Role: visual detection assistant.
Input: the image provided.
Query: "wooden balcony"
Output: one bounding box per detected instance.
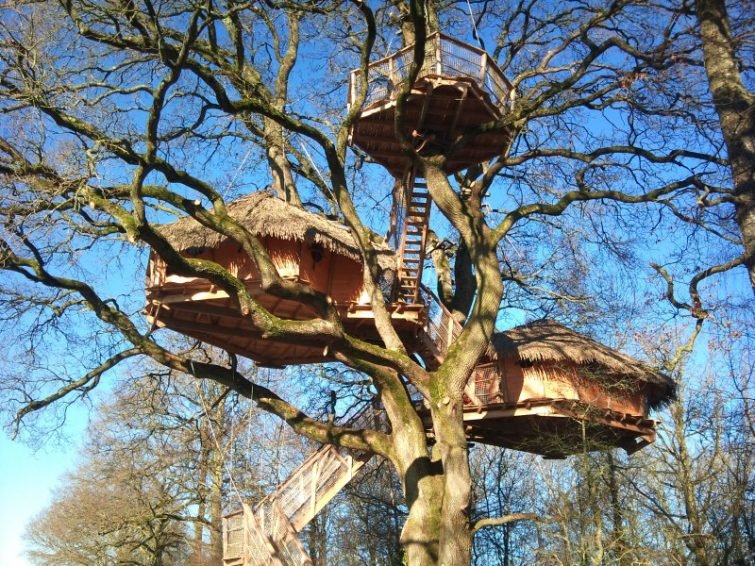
[348,32,514,177]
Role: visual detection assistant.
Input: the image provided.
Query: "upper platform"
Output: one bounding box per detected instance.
[348,32,513,178]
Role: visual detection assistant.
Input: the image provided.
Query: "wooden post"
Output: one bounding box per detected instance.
[222,516,229,559]
[310,459,319,520]
[446,314,455,352]
[389,56,396,96]
[435,34,442,75]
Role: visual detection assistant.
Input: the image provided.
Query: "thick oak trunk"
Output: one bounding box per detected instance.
[696,0,755,291]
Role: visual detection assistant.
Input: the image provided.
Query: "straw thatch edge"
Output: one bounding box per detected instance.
[491,320,675,410]
[156,191,397,272]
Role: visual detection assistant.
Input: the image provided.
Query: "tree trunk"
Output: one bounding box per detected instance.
[400,458,444,565]
[209,445,225,563]
[432,401,473,565]
[264,116,303,207]
[695,0,755,291]
[607,453,630,566]
[670,400,711,566]
[192,443,208,565]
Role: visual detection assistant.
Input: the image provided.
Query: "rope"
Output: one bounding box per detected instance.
[191,362,245,509]
[298,137,338,215]
[222,144,255,197]
[465,0,485,50]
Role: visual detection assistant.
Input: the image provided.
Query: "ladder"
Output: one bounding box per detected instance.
[396,170,431,304]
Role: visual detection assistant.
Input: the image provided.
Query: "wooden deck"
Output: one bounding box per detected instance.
[145,283,425,367]
[461,399,656,457]
[348,32,514,177]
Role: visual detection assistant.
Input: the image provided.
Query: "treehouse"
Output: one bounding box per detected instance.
[144,191,425,367]
[348,32,514,177]
[147,31,674,565]
[450,320,676,458]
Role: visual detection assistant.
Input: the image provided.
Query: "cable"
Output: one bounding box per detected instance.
[298,137,338,215]
[466,0,485,50]
[222,144,255,198]
[194,378,245,509]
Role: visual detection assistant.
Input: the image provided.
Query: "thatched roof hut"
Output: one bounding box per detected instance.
[145,191,425,367]
[156,190,397,272]
[490,320,675,409]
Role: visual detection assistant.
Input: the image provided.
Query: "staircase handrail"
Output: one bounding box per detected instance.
[254,403,383,521]
[343,400,388,433]
[419,284,463,358]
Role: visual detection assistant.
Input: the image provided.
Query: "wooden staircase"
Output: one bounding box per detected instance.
[223,414,377,565]
[396,171,431,304]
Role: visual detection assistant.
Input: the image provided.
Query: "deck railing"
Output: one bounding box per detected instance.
[348,32,512,111]
[419,284,463,359]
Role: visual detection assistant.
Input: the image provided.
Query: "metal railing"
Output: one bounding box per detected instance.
[348,32,512,111]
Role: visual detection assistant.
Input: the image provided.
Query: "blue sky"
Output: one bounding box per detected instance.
[0,432,81,565]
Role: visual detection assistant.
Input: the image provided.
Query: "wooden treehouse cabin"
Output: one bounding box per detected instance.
[140,32,673,566]
[437,319,675,458]
[145,191,422,367]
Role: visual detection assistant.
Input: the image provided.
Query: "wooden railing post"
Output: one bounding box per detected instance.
[310,459,319,520]
[435,34,442,75]
[446,315,455,351]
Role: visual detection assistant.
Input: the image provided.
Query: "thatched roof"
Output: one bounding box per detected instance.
[492,320,675,408]
[157,191,397,272]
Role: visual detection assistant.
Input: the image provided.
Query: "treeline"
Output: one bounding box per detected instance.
[25,340,753,566]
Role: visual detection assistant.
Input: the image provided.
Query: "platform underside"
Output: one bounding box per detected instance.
[350,78,511,177]
[145,284,424,367]
[422,399,656,457]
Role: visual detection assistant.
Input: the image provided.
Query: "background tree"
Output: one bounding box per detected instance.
[24,361,279,566]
